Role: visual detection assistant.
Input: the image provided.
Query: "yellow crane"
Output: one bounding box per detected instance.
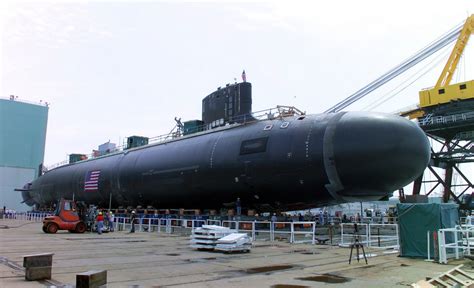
[405,14,474,119]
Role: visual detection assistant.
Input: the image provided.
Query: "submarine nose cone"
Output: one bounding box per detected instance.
[332,112,430,194]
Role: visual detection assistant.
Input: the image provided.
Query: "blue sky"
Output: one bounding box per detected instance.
[1,1,472,195]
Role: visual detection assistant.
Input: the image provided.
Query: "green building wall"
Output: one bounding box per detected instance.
[0,98,48,211]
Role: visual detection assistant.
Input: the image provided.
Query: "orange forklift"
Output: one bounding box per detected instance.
[42,198,87,233]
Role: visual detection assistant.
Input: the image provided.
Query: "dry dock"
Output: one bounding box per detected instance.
[0,219,472,287]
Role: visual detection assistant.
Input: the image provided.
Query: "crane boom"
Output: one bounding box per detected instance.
[324,20,464,113]
[435,14,474,88]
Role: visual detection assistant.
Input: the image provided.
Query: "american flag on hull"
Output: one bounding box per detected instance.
[84,170,101,192]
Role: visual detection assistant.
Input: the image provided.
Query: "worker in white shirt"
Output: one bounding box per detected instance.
[465,214,473,226]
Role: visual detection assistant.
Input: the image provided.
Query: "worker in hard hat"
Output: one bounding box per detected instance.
[108,211,115,232]
[130,210,137,233]
[96,211,104,235]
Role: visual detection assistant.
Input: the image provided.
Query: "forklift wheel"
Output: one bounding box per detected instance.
[47,223,58,234]
[75,222,86,233]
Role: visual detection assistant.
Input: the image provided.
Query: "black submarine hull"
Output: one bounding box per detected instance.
[23,111,430,211]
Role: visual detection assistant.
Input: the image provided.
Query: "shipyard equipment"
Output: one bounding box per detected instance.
[403,14,474,120]
[42,198,87,233]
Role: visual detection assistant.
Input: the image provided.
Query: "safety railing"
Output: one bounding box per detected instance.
[114,217,207,234]
[112,218,317,244]
[1,212,51,222]
[98,218,398,248]
[419,111,474,127]
[340,223,369,247]
[290,222,316,244]
[339,223,398,249]
[271,222,293,242]
[437,225,474,264]
[367,224,399,249]
[221,220,315,243]
[222,220,270,241]
[252,221,273,241]
[236,221,256,240]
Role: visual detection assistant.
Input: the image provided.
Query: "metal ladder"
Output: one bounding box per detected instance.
[428,265,474,287]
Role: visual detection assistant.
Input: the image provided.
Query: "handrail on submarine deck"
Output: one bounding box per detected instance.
[45,105,305,171]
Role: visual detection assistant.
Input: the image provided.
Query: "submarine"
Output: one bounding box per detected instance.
[21,81,431,211]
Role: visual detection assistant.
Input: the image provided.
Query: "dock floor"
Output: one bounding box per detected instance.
[0,219,471,287]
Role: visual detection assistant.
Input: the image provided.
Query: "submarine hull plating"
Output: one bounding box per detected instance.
[23,111,430,211]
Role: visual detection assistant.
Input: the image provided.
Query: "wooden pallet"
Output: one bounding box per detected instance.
[426,265,474,288]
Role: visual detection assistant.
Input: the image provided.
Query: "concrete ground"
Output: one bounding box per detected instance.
[0,219,472,287]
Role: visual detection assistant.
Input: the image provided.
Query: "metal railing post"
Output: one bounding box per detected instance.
[439,230,446,264]
[290,222,294,243]
[166,219,171,234]
[270,222,275,242]
[454,229,459,259]
[365,224,369,246]
[396,223,399,249]
[467,228,472,256]
[368,223,372,248]
[340,224,344,246]
[252,221,256,241]
[427,231,431,261]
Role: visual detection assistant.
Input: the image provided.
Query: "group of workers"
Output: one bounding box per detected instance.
[95,210,115,234]
[96,210,138,234]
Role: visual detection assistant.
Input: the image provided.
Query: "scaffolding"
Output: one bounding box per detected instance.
[412,112,474,203]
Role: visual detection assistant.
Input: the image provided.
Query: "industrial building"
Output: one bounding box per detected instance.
[0,97,48,212]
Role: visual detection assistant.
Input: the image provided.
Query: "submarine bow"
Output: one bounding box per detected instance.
[324,111,430,203]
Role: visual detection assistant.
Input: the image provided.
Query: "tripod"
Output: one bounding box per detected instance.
[348,223,368,264]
